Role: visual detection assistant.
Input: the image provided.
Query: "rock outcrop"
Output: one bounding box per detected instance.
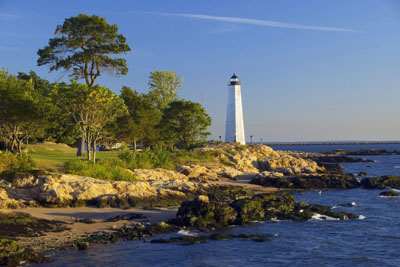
[195,143,325,177]
[0,143,353,208]
[171,193,358,229]
[0,170,209,209]
[361,176,400,189]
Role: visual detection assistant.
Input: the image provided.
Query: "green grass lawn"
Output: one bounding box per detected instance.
[27,143,120,171]
[26,142,223,172]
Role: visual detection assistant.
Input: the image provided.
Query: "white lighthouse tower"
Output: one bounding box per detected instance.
[225,73,245,144]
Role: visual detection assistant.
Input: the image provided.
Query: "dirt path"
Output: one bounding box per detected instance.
[209,174,278,195]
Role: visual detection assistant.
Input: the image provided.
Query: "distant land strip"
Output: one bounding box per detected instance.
[259,141,400,146]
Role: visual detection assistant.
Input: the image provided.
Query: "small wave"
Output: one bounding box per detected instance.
[333,202,357,208]
[395,166,400,169]
[379,195,399,198]
[330,205,338,209]
[270,217,282,222]
[177,230,199,236]
[311,213,340,221]
[358,215,367,220]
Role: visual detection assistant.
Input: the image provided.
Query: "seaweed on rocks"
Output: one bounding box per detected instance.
[0,238,50,266]
[0,212,69,238]
[106,213,145,222]
[171,193,358,230]
[361,176,400,189]
[324,149,400,156]
[250,174,360,190]
[150,234,270,245]
[0,212,65,266]
[206,185,253,203]
[313,155,373,164]
[379,190,400,197]
[171,200,238,229]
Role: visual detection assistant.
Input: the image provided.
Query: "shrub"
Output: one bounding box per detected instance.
[118,148,173,170]
[63,159,136,182]
[0,152,36,173]
[171,149,217,167]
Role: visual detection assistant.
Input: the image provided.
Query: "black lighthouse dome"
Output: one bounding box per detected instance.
[230,73,240,85]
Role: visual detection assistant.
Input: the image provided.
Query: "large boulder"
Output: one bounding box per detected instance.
[134,168,187,181]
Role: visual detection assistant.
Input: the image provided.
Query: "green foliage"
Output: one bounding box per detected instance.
[0,70,48,152]
[58,81,128,161]
[117,148,218,170]
[118,148,173,170]
[118,87,163,148]
[171,149,217,166]
[148,70,183,108]
[0,151,36,173]
[63,159,136,182]
[159,100,212,149]
[37,14,131,87]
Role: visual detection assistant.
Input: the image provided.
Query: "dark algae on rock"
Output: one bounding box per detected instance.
[379,190,400,197]
[0,212,66,266]
[361,176,400,189]
[171,193,358,230]
[250,174,360,190]
[150,234,269,245]
[0,212,68,238]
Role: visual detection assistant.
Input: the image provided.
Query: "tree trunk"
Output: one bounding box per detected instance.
[16,139,22,153]
[77,137,85,157]
[133,137,137,152]
[86,136,92,161]
[92,140,97,162]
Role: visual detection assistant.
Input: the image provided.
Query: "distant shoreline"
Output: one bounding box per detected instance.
[259,141,400,146]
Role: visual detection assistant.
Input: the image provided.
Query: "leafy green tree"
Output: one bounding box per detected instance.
[37,14,131,155]
[148,71,183,108]
[17,72,79,145]
[119,87,162,150]
[0,70,47,152]
[37,14,131,87]
[159,100,211,149]
[58,81,127,161]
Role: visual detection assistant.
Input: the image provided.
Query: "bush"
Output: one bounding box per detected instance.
[63,159,136,182]
[171,149,216,166]
[118,148,173,170]
[0,152,36,173]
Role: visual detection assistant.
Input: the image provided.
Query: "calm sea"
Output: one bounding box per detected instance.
[43,144,400,267]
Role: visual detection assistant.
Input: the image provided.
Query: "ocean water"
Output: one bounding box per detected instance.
[43,144,400,267]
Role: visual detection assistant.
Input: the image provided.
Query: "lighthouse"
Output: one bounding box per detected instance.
[225,73,245,144]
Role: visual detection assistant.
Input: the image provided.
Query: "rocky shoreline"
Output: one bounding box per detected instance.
[1,143,399,266]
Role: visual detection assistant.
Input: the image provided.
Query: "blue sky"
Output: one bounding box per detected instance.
[2,0,400,142]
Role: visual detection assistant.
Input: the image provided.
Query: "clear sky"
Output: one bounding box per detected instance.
[1,0,400,142]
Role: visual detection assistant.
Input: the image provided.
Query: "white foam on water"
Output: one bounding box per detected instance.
[358,215,367,220]
[379,195,399,198]
[330,205,338,209]
[394,166,400,169]
[177,230,199,236]
[270,217,282,222]
[311,213,340,221]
